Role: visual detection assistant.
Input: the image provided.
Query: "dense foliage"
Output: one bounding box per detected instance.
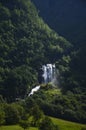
[0,0,71,101]
[0,0,86,126]
[27,86,86,124]
[0,97,59,130]
[32,0,86,94]
[32,0,86,46]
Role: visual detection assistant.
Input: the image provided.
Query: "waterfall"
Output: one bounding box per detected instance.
[28,64,57,96]
[29,85,40,96]
[42,64,56,84]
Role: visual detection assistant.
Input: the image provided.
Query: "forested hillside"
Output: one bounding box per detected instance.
[32,0,86,46]
[0,0,86,126]
[32,0,86,100]
[0,0,71,101]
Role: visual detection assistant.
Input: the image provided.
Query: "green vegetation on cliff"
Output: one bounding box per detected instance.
[0,0,86,126]
[0,0,71,101]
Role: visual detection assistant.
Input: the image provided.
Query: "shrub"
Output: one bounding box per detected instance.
[39,117,59,130]
[19,120,29,130]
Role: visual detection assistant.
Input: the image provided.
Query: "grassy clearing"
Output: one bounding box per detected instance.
[0,126,38,130]
[51,117,86,130]
[29,127,38,130]
[45,88,61,96]
[0,117,86,130]
[0,125,22,130]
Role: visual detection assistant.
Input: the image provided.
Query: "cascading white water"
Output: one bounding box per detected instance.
[42,64,56,84]
[28,64,57,96]
[29,85,40,96]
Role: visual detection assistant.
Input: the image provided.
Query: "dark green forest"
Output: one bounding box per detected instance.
[32,0,86,46]
[0,0,86,127]
[0,0,71,101]
[32,0,86,87]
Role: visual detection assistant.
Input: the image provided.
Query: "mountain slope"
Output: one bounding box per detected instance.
[0,0,71,101]
[32,0,86,93]
[32,0,86,45]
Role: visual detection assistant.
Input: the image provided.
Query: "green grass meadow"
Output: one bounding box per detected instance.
[0,117,86,130]
[0,126,38,130]
[51,117,86,130]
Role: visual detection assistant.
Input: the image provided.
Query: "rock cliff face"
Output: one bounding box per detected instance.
[32,0,86,45]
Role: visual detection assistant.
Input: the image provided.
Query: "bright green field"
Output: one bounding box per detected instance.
[0,126,38,130]
[51,117,86,130]
[0,117,86,130]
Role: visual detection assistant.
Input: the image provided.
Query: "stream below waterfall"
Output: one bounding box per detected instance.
[28,85,40,96]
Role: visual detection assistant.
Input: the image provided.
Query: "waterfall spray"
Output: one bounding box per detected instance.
[42,64,57,84]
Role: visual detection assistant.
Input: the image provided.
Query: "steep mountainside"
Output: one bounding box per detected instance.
[0,0,86,124]
[32,0,86,45]
[0,0,71,101]
[32,0,86,96]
